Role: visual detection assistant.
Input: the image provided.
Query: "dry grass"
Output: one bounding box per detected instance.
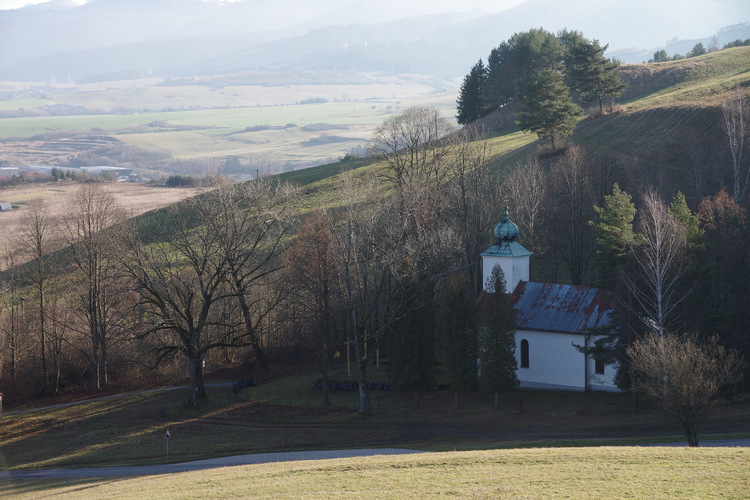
[1,447,748,499]
[0,183,203,268]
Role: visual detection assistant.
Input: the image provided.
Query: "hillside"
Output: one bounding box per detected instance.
[1,44,749,414]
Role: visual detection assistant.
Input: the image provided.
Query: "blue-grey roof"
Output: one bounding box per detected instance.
[511,281,613,334]
[481,240,533,258]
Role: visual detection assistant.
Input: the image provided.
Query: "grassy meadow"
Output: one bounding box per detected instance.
[1,447,749,499]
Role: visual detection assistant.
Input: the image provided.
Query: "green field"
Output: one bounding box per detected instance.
[0,78,459,167]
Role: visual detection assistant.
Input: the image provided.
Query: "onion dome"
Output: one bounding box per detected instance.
[493,206,520,242]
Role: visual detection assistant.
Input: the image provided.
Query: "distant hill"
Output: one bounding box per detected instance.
[1,0,747,83]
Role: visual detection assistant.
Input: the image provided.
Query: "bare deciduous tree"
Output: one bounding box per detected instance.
[20,201,56,393]
[281,209,344,406]
[501,158,546,253]
[445,128,498,298]
[546,145,596,284]
[370,106,453,192]
[623,190,690,338]
[64,184,130,389]
[122,192,234,408]
[328,168,453,414]
[628,332,744,446]
[218,179,297,369]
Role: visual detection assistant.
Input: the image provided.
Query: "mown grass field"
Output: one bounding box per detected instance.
[1,447,749,499]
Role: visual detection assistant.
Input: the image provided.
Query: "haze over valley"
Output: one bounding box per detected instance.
[0,0,748,177]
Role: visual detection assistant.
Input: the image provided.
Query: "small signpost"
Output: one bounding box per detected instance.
[165,429,171,463]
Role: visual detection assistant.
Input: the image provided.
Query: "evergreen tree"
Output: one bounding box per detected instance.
[565,36,627,115]
[436,275,478,408]
[389,288,437,408]
[516,68,583,151]
[483,28,563,111]
[456,59,487,125]
[479,265,519,408]
[649,49,669,63]
[687,42,707,58]
[590,183,637,290]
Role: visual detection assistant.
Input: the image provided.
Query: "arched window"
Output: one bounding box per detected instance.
[520,339,529,368]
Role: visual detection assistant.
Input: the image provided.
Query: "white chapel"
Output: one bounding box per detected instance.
[479,208,620,392]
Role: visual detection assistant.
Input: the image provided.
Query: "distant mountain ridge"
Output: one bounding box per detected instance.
[1,0,748,83]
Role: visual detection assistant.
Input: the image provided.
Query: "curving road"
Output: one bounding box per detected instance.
[0,448,425,479]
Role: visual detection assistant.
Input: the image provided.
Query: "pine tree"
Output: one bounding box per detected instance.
[436,275,478,408]
[389,286,437,408]
[479,265,519,408]
[565,36,627,115]
[456,59,486,125]
[516,68,583,151]
[483,28,563,112]
[590,183,637,289]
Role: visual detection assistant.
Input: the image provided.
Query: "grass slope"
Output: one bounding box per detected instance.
[1,447,749,499]
[1,365,748,472]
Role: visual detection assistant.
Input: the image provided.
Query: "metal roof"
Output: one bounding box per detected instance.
[510,281,613,334]
[480,240,533,258]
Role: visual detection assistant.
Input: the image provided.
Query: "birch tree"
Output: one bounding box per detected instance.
[623,190,690,337]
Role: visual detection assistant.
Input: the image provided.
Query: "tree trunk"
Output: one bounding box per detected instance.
[494,391,499,410]
[356,346,371,414]
[195,356,206,401]
[187,356,198,408]
[320,363,330,407]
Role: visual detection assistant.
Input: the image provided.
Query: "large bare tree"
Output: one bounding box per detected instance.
[122,191,234,407]
[546,145,596,284]
[370,106,454,193]
[19,201,56,393]
[64,184,131,389]
[217,179,297,369]
[445,129,499,299]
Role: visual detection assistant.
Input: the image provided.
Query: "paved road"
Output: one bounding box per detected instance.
[0,449,425,479]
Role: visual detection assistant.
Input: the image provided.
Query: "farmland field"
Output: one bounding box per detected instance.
[0,183,203,268]
[0,76,459,170]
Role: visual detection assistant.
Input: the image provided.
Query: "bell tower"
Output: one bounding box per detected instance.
[481,207,532,293]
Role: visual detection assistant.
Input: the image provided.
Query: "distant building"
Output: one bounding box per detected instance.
[478,208,619,392]
[0,167,19,177]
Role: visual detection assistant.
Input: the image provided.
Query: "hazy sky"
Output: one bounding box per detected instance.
[0,0,525,11]
[1,0,747,53]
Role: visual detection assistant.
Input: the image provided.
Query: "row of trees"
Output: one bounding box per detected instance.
[647,36,750,64]
[0,179,298,407]
[456,29,626,149]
